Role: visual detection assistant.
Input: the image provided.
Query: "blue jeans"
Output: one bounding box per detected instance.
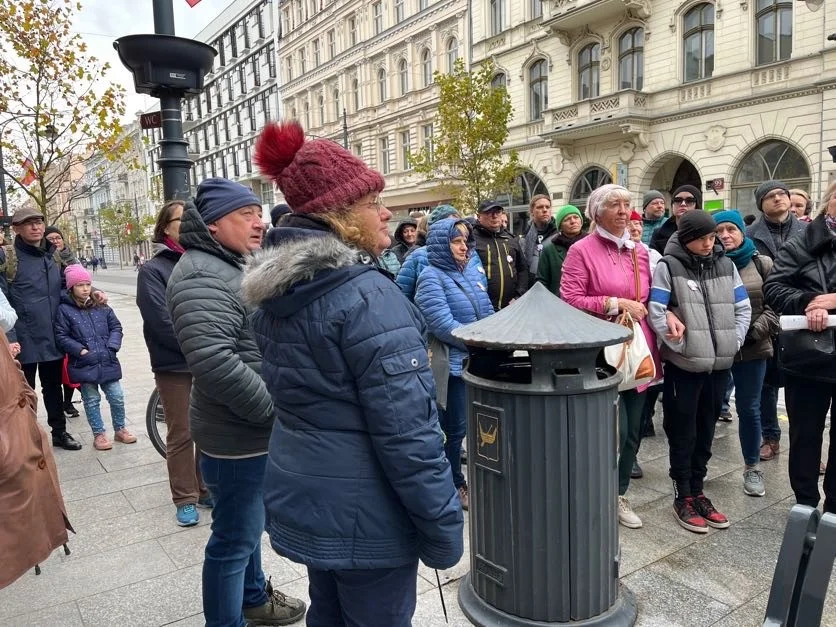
[760,382,781,442]
[438,375,466,489]
[731,359,767,466]
[721,374,734,414]
[80,380,126,434]
[306,561,419,627]
[199,454,269,627]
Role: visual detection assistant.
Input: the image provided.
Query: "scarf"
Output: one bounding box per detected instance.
[826,215,836,236]
[596,226,635,250]
[164,237,186,254]
[724,237,757,270]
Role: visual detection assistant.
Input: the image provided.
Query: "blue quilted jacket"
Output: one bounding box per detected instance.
[54,295,123,384]
[395,246,428,301]
[243,223,463,572]
[415,218,494,376]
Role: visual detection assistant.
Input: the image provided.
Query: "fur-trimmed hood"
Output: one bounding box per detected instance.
[243,233,374,317]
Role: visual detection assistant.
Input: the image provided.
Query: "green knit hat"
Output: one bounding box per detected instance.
[554,204,582,227]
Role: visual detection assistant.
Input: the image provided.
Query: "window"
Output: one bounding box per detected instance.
[419,0,428,9]
[286,57,293,81]
[378,68,388,102]
[313,39,321,67]
[732,140,810,215]
[422,123,434,158]
[260,181,274,207]
[333,89,340,119]
[395,0,404,23]
[577,44,600,100]
[318,94,325,125]
[373,2,383,35]
[304,101,310,128]
[683,3,714,82]
[491,0,506,36]
[400,130,411,169]
[570,167,612,210]
[348,15,358,46]
[529,59,548,120]
[351,78,360,111]
[491,73,507,90]
[300,47,307,74]
[295,0,303,27]
[398,59,409,95]
[618,28,644,90]
[354,142,363,157]
[757,0,791,65]
[380,137,392,174]
[327,29,336,59]
[446,38,459,72]
[421,48,432,87]
[531,0,542,19]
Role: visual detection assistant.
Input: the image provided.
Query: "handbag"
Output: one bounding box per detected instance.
[777,258,836,371]
[603,248,656,391]
[428,335,451,410]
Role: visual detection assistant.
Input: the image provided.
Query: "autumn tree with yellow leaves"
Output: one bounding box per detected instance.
[0,0,134,223]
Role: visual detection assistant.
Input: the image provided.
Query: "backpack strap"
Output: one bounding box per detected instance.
[752,253,767,281]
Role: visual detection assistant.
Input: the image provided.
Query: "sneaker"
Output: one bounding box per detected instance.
[693,494,730,529]
[243,577,306,625]
[175,503,199,527]
[114,428,137,444]
[617,496,642,528]
[93,433,112,450]
[673,497,708,534]
[718,410,733,422]
[743,468,766,497]
[458,485,469,511]
[631,461,643,479]
[197,494,215,509]
[760,439,780,461]
[63,403,79,418]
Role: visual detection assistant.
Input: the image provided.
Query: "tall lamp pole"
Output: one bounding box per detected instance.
[0,141,9,239]
[342,108,349,149]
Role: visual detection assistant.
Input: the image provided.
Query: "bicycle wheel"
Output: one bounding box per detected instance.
[146,388,168,459]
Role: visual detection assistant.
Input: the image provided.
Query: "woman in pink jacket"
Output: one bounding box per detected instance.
[561,183,659,530]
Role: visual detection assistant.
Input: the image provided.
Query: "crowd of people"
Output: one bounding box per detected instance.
[1,117,834,626]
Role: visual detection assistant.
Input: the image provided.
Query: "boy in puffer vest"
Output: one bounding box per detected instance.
[649,211,751,534]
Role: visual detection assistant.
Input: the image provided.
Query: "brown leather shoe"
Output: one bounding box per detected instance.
[760,440,779,461]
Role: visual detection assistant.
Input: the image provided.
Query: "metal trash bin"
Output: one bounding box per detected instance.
[455,282,638,626]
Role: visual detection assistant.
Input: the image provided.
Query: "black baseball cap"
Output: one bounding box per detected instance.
[477,199,504,213]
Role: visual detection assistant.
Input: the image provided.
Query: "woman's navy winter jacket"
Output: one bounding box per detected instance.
[242,222,463,572]
[54,295,123,384]
[415,218,495,376]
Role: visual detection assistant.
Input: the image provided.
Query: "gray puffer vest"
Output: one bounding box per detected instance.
[661,238,739,373]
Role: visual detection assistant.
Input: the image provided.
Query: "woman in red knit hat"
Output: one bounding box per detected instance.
[243,121,464,626]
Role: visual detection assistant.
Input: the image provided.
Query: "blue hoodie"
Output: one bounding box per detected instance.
[414,218,495,376]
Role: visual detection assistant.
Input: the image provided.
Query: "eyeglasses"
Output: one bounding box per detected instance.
[673,196,696,206]
[763,189,789,202]
[362,196,386,213]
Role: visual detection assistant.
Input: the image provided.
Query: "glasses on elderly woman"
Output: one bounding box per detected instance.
[673,196,696,206]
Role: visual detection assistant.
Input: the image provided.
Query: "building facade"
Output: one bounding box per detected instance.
[470,0,836,226]
[277,0,468,218]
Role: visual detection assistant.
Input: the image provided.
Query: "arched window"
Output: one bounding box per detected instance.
[421,48,433,87]
[570,167,612,211]
[317,94,324,125]
[303,101,310,128]
[618,28,644,91]
[578,43,600,100]
[732,140,810,215]
[683,3,714,82]
[333,88,340,119]
[756,0,792,66]
[491,73,507,90]
[528,59,548,121]
[446,38,459,72]
[351,78,360,112]
[398,59,408,96]
[378,68,387,102]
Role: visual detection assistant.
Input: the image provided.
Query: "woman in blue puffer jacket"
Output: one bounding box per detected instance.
[396,204,458,300]
[415,217,494,510]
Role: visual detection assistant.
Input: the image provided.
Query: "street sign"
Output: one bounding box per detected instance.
[139,112,162,129]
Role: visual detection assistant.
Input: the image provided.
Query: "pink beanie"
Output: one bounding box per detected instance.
[65,264,92,289]
[253,120,385,215]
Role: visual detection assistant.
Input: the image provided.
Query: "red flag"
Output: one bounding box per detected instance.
[185,0,201,6]
[20,158,37,186]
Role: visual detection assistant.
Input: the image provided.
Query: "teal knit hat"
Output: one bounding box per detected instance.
[554,204,582,227]
[428,204,458,225]
[713,209,746,233]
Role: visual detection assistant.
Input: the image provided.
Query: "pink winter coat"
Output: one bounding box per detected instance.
[560,232,661,389]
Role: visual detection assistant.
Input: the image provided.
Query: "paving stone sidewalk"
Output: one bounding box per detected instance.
[1,290,834,626]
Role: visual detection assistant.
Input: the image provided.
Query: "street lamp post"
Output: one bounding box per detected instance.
[0,141,9,239]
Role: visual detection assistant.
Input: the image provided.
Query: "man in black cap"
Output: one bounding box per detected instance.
[472,199,528,310]
[0,208,82,450]
[649,184,702,255]
[746,179,806,463]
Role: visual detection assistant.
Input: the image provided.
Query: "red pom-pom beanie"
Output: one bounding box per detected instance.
[253,120,385,215]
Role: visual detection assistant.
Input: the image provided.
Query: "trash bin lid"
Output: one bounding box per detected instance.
[452,282,632,350]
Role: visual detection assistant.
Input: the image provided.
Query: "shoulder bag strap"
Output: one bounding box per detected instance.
[631,246,641,301]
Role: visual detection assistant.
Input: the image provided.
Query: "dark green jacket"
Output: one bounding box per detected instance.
[536,232,586,295]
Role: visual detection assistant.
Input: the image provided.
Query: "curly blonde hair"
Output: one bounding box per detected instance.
[318,209,381,254]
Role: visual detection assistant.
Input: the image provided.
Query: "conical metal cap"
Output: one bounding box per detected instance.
[452,282,631,350]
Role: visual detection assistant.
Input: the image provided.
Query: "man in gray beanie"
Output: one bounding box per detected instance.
[166,178,306,625]
[745,178,807,464]
[641,190,667,246]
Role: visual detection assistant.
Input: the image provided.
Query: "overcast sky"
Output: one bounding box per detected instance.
[74,0,232,120]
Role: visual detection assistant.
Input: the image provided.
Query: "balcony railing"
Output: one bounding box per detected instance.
[547,91,649,137]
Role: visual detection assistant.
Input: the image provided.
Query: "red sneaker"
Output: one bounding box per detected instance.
[693,494,730,529]
[673,497,708,534]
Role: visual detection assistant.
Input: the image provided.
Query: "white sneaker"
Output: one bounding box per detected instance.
[618,496,643,529]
